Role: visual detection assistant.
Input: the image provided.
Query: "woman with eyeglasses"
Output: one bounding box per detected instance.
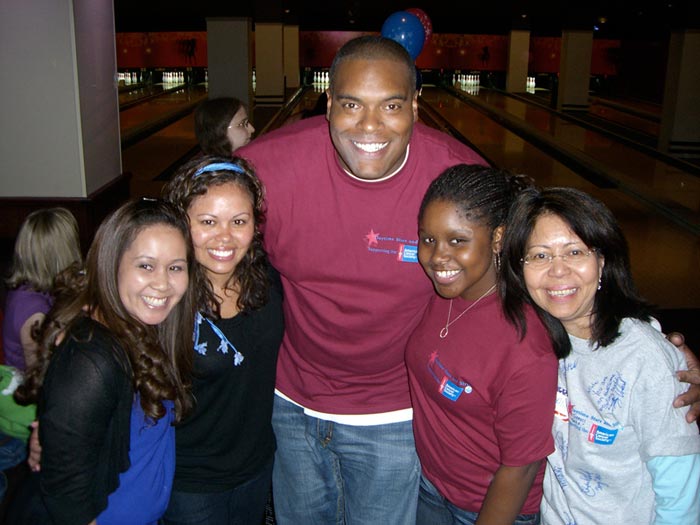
[194,98,255,156]
[500,186,700,524]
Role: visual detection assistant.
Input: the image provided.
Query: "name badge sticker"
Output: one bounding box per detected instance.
[587,424,618,445]
[439,376,464,401]
[397,244,418,263]
[554,388,570,422]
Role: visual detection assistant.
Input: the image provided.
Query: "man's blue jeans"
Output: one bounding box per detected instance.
[417,473,541,525]
[271,395,420,525]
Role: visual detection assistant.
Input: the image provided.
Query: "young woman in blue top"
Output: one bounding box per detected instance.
[12,199,205,525]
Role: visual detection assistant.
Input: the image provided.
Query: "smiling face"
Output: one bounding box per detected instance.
[418,199,499,301]
[327,58,417,181]
[523,213,604,339]
[226,106,255,152]
[187,182,255,288]
[117,224,189,326]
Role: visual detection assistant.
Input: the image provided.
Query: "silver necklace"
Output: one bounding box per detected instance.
[439,284,497,339]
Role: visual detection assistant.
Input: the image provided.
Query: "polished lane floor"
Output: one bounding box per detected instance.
[434,86,700,228]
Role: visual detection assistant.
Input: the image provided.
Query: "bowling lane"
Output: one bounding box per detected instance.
[284,85,328,122]
[122,113,199,198]
[419,87,700,310]
[119,83,173,109]
[588,97,660,138]
[440,86,700,231]
[119,84,208,146]
[521,91,661,140]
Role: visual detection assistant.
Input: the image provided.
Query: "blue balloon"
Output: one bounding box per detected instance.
[381,11,425,60]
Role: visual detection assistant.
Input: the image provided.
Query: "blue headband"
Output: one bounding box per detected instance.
[193,162,245,178]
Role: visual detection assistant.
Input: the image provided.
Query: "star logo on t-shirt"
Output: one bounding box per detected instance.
[365,229,379,247]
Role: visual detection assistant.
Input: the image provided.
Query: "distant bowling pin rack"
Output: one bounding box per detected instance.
[451,72,537,94]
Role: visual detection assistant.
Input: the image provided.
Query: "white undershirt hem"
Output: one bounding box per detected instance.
[275,389,413,426]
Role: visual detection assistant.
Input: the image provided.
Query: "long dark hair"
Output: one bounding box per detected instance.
[16,199,203,423]
[194,97,244,156]
[162,155,270,314]
[501,186,654,354]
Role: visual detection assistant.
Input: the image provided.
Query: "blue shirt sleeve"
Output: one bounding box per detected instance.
[647,454,700,525]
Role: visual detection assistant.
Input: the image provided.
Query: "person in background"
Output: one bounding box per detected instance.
[407,164,558,524]
[237,35,487,524]
[10,199,202,525]
[0,208,82,504]
[500,186,700,525]
[3,207,81,371]
[194,97,255,156]
[161,156,284,525]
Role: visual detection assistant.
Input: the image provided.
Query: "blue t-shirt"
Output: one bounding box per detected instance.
[97,397,175,525]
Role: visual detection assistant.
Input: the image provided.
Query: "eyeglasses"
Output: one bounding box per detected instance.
[228,118,250,129]
[521,248,597,268]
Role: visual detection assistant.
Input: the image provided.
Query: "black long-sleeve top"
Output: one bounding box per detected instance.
[172,267,284,492]
[39,316,132,525]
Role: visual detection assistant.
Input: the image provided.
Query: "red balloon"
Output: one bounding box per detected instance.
[405,8,432,46]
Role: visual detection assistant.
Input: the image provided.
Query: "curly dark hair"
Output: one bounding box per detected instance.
[15,199,204,423]
[162,155,270,314]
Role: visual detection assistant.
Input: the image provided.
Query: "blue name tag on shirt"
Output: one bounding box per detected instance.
[398,244,418,263]
[588,424,618,445]
[439,377,463,401]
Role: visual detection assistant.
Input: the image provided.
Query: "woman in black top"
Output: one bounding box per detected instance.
[162,156,284,525]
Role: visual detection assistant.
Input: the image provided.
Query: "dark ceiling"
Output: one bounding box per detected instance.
[114,1,699,39]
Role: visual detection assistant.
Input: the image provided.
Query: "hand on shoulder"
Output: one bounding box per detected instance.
[668,332,700,422]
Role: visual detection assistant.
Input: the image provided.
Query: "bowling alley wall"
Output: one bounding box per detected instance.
[115,31,620,76]
[116,29,675,103]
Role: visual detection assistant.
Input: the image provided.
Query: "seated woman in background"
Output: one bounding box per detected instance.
[500,186,700,525]
[10,199,204,525]
[194,97,255,156]
[3,207,81,371]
